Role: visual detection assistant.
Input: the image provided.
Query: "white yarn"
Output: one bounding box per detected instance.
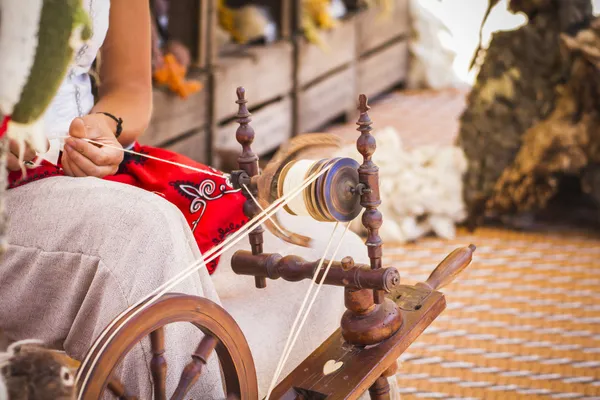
[7,117,49,157]
[265,222,340,399]
[282,159,317,217]
[48,136,230,180]
[335,126,467,243]
[265,223,351,400]
[76,163,334,398]
[242,184,288,237]
[0,0,44,115]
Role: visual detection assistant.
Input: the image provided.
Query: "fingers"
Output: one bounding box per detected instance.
[61,115,123,178]
[64,144,118,177]
[64,137,118,167]
[64,137,123,172]
[68,117,87,139]
[6,152,22,172]
[9,139,36,162]
[61,152,86,177]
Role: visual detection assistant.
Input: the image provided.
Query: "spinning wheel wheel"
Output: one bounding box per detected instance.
[77,294,258,400]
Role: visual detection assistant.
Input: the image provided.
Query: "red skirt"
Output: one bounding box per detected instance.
[7,143,248,274]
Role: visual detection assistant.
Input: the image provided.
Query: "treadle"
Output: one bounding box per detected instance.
[270,291,446,399]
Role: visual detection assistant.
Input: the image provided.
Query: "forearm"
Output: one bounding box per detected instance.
[92,0,153,148]
[91,82,152,147]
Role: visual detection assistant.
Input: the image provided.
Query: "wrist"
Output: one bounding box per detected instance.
[95,112,123,138]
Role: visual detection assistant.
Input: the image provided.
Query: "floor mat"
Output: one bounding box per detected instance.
[388,227,600,400]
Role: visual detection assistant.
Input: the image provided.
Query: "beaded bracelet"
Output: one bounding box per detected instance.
[96,112,123,138]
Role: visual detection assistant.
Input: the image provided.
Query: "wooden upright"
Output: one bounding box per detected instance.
[235,86,266,289]
[356,94,385,304]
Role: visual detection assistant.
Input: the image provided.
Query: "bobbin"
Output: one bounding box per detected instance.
[277,157,362,223]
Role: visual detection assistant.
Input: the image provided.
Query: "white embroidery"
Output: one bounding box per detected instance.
[178,179,238,232]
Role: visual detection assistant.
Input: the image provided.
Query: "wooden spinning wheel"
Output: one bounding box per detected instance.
[76,87,476,400]
[77,294,257,399]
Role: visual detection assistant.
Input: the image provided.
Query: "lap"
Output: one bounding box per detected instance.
[1,176,225,398]
[0,175,217,352]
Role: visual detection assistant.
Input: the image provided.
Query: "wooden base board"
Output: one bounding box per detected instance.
[214,42,293,121]
[141,74,208,147]
[297,67,356,134]
[214,96,293,156]
[271,291,446,399]
[358,39,408,100]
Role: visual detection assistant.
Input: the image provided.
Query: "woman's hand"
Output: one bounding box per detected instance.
[6,140,39,172]
[62,114,124,178]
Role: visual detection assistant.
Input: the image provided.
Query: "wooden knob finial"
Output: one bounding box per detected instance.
[356,94,375,166]
[235,86,256,162]
[358,94,370,114]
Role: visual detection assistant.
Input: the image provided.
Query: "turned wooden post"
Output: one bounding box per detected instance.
[150,328,167,400]
[356,94,385,305]
[235,87,266,289]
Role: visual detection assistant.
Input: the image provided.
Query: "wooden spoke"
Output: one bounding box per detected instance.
[150,327,168,400]
[170,334,218,400]
[107,376,138,400]
[78,294,258,400]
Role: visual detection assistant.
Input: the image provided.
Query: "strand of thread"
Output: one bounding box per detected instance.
[49,136,229,180]
[242,184,288,238]
[282,159,317,217]
[77,164,334,396]
[265,222,340,398]
[266,222,351,400]
[77,165,329,393]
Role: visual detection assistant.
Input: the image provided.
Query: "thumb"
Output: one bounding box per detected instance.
[68,117,87,139]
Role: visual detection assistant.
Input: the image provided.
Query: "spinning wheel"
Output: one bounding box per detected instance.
[77,294,257,400]
[76,87,476,400]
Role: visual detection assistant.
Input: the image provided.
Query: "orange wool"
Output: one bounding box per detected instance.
[153,54,203,99]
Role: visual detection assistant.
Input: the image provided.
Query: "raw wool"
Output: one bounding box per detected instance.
[0,0,92,155]
[217,0,277,45]
[335,127,467,243]
[406,0,462,90]
[0,0,44,115]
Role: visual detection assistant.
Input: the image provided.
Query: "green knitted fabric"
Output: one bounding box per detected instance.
[11,0,92,124]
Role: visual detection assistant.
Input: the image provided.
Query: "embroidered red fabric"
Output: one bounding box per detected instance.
[7,142,248,274]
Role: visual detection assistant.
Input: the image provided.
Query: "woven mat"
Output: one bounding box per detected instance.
[388,227,600,400]
[324,89,600,399]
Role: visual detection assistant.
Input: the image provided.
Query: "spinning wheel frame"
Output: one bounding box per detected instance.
[76,87,476,400]
[77,293,258,400]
